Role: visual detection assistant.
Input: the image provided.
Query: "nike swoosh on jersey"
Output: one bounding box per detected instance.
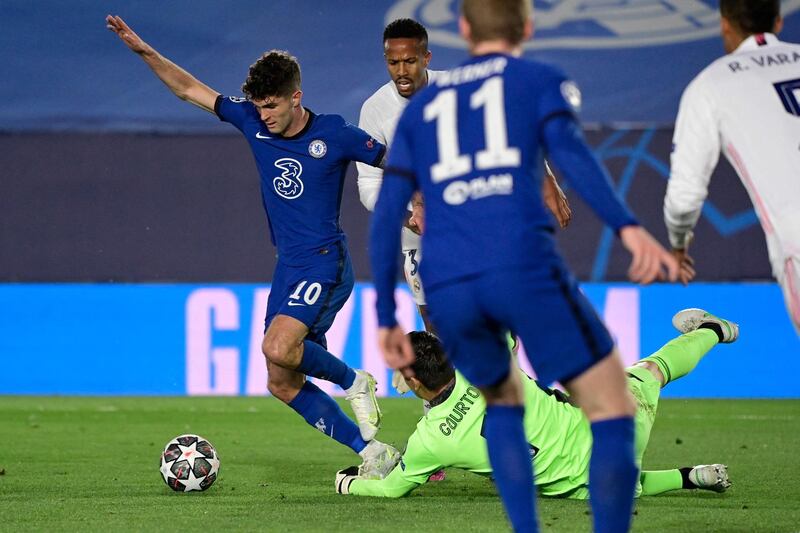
[287,301,305,306]
[255,132,272,140]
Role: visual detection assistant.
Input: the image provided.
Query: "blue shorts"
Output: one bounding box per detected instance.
[265,243,354,348]
[425,263,614,388]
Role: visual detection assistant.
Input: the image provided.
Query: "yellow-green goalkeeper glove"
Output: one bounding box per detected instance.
[335,466,359,494]
[391,369,411,394]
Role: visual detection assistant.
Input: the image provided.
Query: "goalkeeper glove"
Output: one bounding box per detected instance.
[392,369,411,394]
[335,466,359,495]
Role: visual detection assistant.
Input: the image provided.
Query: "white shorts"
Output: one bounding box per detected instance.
[776,255,800,336]
[402,247,426,306]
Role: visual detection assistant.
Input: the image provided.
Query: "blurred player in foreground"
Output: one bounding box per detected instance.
[369,0,678,531]
[335,309,736,499]
[357,18,571,332]
[664,0,800,335]
[106,15,399,477]
[358,17,571,484]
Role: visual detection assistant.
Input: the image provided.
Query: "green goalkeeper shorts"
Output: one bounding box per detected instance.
[626,365,663,496]
[549,366,663,501]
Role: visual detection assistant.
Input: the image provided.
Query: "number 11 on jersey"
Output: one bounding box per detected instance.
[424,76,521,183]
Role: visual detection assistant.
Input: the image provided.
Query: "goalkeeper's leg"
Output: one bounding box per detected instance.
[640,465,731,495]
[634,309,739,387]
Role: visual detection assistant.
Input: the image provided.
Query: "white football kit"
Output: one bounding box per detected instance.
[664,33,800,334]
[357,70,443,306]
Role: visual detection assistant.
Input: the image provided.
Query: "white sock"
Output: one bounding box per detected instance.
[359,440,380,458]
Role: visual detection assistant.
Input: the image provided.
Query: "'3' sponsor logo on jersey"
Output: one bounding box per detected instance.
[273,158,304,199]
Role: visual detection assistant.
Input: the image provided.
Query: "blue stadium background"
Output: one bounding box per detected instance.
[2,1,799,396]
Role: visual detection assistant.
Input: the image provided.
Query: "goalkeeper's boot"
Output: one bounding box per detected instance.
[688,464,732,493]
[345,370,382,441]
[672,308,739,343]
[358,440,401,480]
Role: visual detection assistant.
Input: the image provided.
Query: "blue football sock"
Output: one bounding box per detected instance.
[589,416,638,533]
[287,381,367,453]
[296,340,356,389]
[484,405,538,533]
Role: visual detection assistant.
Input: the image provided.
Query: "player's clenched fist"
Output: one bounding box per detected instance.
[377,325,416,372]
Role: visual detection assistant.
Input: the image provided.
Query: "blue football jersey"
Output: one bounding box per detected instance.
[371,53,636,326]
[215,96,385,266]
[382,54,635,290]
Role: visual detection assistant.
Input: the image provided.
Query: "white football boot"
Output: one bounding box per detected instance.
[358,440,401,480]
[345,370,382,441]
[688,464,732,493]
[672,308,739,343]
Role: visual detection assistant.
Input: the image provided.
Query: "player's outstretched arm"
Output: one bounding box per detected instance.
[335,464,420,498]
[337,430,440,498]
[105,15,220,113]
[620,226,679,284]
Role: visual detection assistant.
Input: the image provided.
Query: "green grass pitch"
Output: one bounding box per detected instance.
[1,397,797,532]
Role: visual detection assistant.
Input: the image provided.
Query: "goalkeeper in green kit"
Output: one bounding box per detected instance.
[335,308,735,498]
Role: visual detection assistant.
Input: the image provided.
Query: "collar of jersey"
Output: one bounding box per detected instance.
[427,378,457,408]
[734,32,778,53]
[461,51,511,66]
[274,107,316,140]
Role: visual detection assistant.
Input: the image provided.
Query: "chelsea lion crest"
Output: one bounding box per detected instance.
[309,139,327,158]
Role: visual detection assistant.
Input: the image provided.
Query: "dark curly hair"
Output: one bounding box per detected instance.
[383,18,428,51]
[408,331,455,391]
[241,50,301,100]
[720,0,780,34]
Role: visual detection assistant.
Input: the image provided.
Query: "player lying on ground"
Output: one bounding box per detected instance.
[335,308,736,498]
[106,15,398,477]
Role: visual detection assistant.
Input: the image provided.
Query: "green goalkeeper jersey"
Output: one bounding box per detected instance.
[349,371,594,499]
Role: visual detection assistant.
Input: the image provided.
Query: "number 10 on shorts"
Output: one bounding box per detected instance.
[289,281,322,306]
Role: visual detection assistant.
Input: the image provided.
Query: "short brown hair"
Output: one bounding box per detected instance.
[461,0,532,45]
[242,50,301,100]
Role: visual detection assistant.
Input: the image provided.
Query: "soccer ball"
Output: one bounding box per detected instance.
[159,434,220,492]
